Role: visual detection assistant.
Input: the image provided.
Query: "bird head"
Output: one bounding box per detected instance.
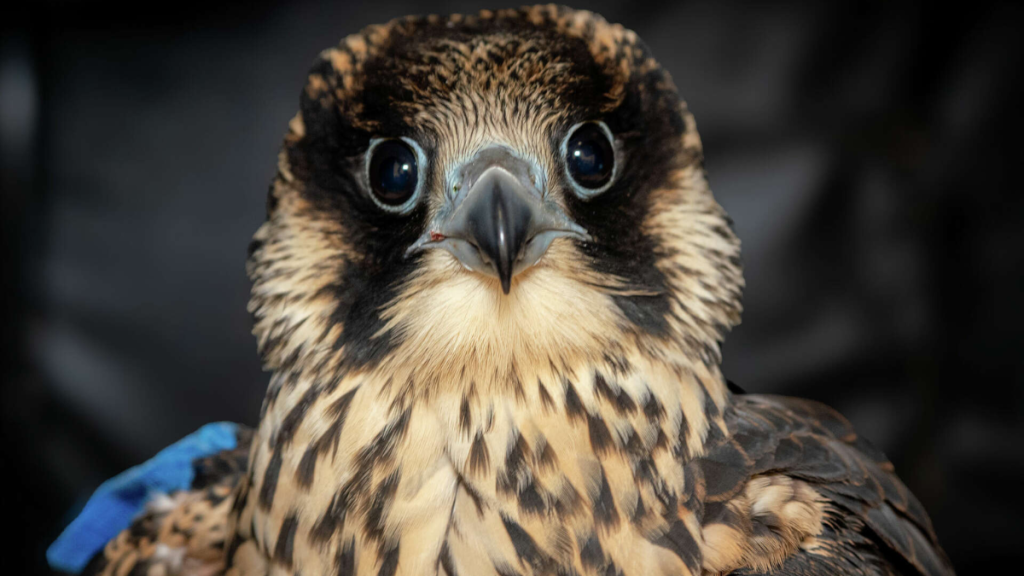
[247,6,744,392]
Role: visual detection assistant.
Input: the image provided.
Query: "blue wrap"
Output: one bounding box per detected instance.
[46,422,240,574]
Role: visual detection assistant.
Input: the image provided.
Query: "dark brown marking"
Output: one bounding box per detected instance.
[274,513,299,568]
[378,544,400,576]
[602,354,634,377]
[593,467,619,529]
[364,471,400,543]
[469,431,490,476]
[654,428,670,451]
[510,369,525,402]
[327,386,359,424]
[336,537,356,576]
[675,409,691,460]
[296,446,318,489]
[295,387,359,489]
[229,476,249,516]
[535,439,558,471]
[494,563,522,576]
[258,451,282,510]
[698,377,721,420]
[554,482,584,519]
[652,519,701,574]
[538,381,555,412]
[622,427,644,456]
[458,473,486,517]
[310,482,356,545]
[631,495,648,524]
[357,408,411,468]
[643,393,665,422]
[439,541,459,576]
[697,440,751,502]
[587,412,613,456]
[459,397,472,436]
[518,480,546,515]
[594,372,637,415]
[278,385,320,446]
[634,456,657,485]
[579,533,604,569]
[564,381,585,422]
[501,515,546,570]
[498,433,529,495]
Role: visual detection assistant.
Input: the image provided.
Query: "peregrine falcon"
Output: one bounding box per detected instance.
[66,6,954,576]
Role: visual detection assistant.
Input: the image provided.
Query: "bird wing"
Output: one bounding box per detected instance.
[694,392,954,575]
[70,425,252,576]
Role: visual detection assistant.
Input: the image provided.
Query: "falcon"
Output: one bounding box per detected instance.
[57,6,955,576]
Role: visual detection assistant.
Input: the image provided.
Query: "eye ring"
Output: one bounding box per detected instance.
[365,137,427,213]
[561,121,617,198]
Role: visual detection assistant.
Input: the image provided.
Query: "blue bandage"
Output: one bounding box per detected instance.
[47,422,239,574]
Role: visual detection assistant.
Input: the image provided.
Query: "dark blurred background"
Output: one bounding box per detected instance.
[2,0,1022,573]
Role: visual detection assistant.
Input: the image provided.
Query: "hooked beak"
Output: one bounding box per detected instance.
[408,146,589,294]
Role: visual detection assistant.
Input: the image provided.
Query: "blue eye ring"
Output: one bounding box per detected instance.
[365,137,427,213]
[561,121,617,198]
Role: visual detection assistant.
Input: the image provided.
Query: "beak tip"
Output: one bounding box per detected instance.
[500,275,512,295]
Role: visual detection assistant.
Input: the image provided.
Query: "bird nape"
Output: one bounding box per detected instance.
[57,6,955,576]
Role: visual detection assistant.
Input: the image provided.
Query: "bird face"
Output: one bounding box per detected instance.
[405,137,591,295]
[247,7,744,390]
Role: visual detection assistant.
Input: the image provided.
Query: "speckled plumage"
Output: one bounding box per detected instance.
[84,6,954,576]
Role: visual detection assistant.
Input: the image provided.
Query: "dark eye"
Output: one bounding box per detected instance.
[368,139,420,208]
[564,122,615,192]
